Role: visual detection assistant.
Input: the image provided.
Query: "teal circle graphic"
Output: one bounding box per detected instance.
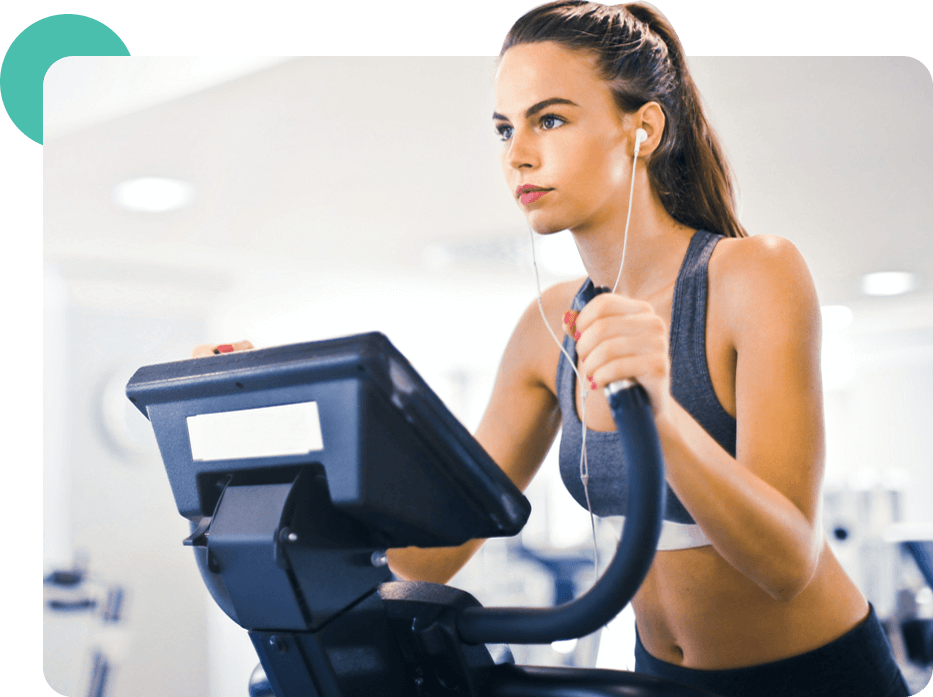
[1,14,129,144]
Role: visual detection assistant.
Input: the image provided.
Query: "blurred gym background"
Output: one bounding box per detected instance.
[42,56,933,696]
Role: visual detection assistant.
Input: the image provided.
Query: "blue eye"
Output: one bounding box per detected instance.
[496,114,567,142]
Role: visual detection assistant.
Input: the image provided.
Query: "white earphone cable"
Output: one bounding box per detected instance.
[611,129,644,294]
[527,127,645,585]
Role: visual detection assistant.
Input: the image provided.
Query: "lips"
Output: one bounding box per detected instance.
[516,184,552,205]
[516,184,549,195]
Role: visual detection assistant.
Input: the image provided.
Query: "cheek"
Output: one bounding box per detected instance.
[605,157,629,193]
[594,137,629,185]
[549,138,589,185]
[565,140,624,200]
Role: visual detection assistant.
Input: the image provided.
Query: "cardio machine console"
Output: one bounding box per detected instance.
[126,331,530,549]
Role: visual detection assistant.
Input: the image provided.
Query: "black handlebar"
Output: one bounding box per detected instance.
[457,283,666,644]
[457,374,665,644]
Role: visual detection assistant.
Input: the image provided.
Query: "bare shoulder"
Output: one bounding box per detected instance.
[709,234,820,346]
[507,277,585,394]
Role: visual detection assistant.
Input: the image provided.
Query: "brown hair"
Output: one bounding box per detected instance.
[501,1,748,238]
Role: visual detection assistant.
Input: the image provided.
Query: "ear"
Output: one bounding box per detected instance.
[632,101,665,157]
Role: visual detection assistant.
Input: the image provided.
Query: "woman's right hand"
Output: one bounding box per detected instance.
[191,340,254,358]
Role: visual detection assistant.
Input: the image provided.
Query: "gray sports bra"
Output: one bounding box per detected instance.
[556,230,737,550]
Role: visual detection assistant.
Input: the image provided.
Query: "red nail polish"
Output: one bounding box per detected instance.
[214,344,235,354]
[563,311,574,325]
[574,331,581,341]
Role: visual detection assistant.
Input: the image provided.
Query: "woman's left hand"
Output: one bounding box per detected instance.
[564,293,671,417]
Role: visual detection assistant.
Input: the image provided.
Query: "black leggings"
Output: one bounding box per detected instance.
[634,604,911,697]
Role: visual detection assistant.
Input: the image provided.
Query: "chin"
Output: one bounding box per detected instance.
[525,213,569,236]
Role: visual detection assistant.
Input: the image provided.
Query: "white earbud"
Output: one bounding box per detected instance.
[634,128,648,156]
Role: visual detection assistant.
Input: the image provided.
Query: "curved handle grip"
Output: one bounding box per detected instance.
[456,285,666,645]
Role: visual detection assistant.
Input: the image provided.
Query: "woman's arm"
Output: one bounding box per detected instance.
[656,235,826,601]
[387,286,568,584]
[575,235,826,601]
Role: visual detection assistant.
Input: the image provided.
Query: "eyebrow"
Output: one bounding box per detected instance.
[492,97,579,122]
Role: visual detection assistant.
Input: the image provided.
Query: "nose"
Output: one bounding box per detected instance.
[506,127,537,171]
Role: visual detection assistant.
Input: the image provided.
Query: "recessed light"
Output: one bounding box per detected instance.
[113,177,195,212]
[860,271,917,297]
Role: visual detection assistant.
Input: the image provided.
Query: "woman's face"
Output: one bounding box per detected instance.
[494,41,634,235]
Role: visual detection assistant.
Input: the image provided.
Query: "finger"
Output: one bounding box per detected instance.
[192,340,255,358]
[588,356,642,390]
[578,337,633,379]
[212,340,255,355]
[575,293,646,332]
[562,310,579,339]
[572,296,598,333]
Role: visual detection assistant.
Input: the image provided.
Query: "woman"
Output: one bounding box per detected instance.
[384,2,910,696]
[194,3,910,695]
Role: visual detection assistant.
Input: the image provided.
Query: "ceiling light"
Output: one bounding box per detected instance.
[860,271,917,297]
[113,177,195,212]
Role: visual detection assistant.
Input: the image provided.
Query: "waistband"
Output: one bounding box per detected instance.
[633,604,908,697]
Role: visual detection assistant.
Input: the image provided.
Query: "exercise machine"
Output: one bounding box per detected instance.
[126,331,719,696]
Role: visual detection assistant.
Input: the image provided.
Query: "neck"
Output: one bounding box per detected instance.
[570,169,693,300]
